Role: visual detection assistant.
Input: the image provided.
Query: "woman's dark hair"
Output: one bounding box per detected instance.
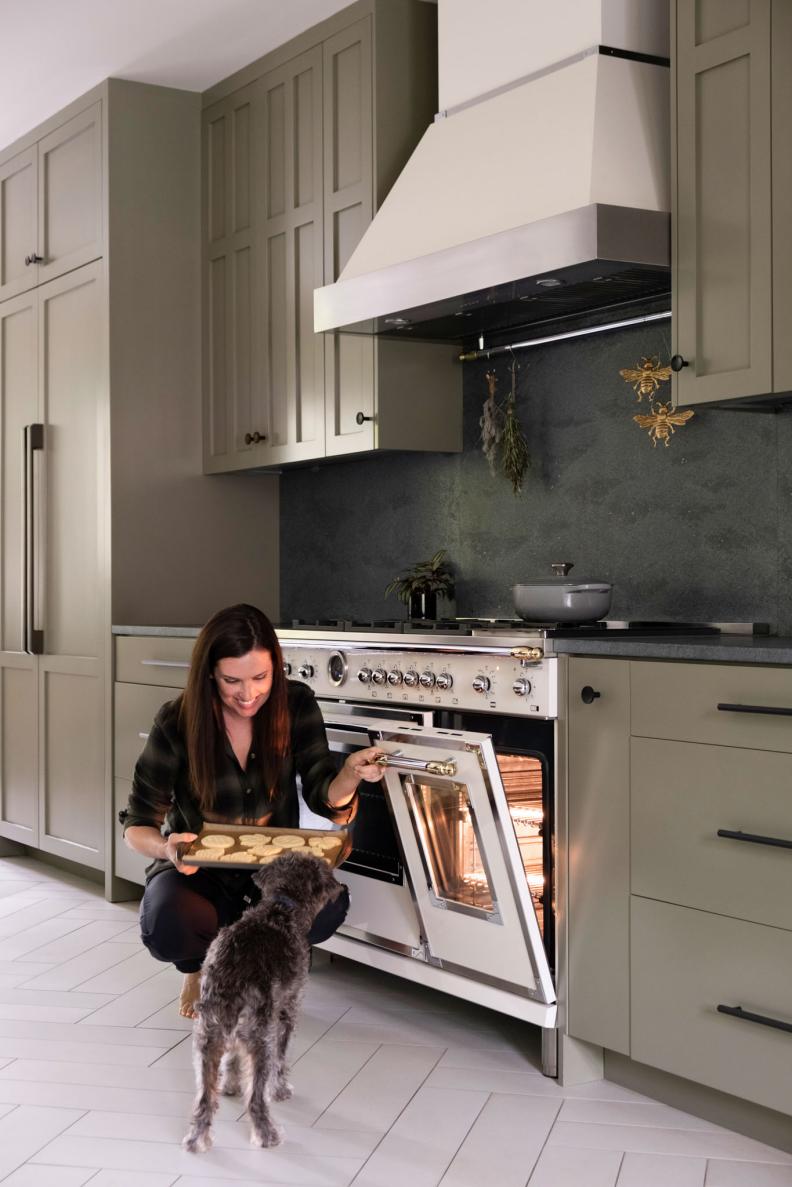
[179,604,289,813]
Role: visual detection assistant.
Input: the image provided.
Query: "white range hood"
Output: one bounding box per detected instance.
[315,0,670,342]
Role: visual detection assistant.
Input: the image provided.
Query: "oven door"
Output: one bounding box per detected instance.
[371,722,555,1004]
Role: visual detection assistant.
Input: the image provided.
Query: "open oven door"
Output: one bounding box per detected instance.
[372,724,556,1006]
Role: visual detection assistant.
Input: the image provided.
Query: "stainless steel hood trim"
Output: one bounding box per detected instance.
[314,204,669,334]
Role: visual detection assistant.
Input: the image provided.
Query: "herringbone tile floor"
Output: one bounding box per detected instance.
[0,854,789,1186]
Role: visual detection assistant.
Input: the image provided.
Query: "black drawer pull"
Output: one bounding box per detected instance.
[580,686,601,705]
[717,702,792,717]
[717,828,792,851]
[717,1004,792,1035]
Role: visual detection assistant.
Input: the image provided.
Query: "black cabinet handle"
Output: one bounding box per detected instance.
[580,686,601,705]
[717,1004,792,1035]
[717,702,792,718]
[670,354,689,372]
[244,431,266,445]
[717,828,792,851]
[355,411,373,425]
[24,252,43,266]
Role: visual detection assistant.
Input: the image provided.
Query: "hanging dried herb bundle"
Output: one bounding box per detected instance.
[500,358,530,494]
[479,370,503,474]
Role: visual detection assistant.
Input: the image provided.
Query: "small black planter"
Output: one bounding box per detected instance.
[408,590,437,620]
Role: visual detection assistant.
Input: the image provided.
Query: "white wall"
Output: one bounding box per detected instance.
[438,0,669,111]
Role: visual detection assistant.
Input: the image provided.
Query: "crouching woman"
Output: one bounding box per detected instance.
[119,603,383,1017]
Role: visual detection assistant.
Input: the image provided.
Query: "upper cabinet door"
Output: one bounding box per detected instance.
[673,0,772,406]
[0,148,38,302]
[323,18,376,457]
[203,83,265,472]
[37,104,103,286]
[259,46,325,464]
[772,0,792,393]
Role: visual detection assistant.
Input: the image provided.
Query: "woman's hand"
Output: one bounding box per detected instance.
[164,832,200,874]
[344,746,386,783]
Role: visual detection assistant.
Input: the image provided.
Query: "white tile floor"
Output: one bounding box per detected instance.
[0,855,789,1187]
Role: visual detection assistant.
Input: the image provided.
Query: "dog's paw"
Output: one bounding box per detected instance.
[273,1079,293,1102]
[183,1130,212,1154]
[250,1123,284,1148]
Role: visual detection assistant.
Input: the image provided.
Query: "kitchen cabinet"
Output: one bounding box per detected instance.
[0,104,103,303]
[672,0,792,406]
[202,0,460,472]
[0,80,280,896]
[567,653,792,1118]
[114,634,193,887]
[566,657,631,1056]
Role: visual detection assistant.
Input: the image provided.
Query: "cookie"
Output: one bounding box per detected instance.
[188,848,222,860]
[308,835,338,850]
[238,834,270,848]
[276,835,306,848]
[255,850,283,863]
[218,850,257,863]
[200,834,234,849]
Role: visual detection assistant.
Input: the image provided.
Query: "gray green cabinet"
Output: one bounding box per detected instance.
[672,0,792,406]
[566,652,792,1118]
[202,0,461,473]
[0,103,103,304]
[566,657,631,1056]
[0,81,281,896]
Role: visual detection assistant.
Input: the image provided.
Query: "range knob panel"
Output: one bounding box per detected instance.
[472,674,491,694]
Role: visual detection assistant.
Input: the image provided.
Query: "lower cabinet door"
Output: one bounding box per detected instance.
[0,653,38,845]
[631,895,792,1116]
[114,778,148,887]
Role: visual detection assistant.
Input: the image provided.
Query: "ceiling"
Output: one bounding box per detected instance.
[0,0,360,152]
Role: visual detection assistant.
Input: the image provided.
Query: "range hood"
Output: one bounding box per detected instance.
[315,36,670,345]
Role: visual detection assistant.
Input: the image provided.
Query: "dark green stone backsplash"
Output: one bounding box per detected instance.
[281,323,792,633]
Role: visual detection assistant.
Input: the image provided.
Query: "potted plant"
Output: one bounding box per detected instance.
[384,549,455,620]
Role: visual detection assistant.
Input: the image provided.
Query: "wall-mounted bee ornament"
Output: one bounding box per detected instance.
[619,356,673,401]
[633,401,695,448]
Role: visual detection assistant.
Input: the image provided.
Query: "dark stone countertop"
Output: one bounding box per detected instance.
[552,635,792,665]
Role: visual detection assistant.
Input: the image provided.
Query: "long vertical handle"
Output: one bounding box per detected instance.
[24,424,44,656]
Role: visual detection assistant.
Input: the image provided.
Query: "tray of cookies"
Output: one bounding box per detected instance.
[178,824,350,870]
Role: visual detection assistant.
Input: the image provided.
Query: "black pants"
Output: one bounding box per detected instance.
[139,868,349,973]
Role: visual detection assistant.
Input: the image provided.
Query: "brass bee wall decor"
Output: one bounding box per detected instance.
[619,356,672,401]
[634,401,695,447]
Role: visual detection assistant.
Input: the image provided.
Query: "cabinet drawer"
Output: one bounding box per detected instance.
[631,661,792,752]
[114,778,148,887]
[114,636,194,687]
[114,681,182,780]
[632,738,792,930]
[631,897,792,1117]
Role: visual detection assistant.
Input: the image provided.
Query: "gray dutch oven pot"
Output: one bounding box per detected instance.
[513,563,613,623]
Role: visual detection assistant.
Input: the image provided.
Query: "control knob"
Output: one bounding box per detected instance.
[435,672,453,690]
[372,668,387,685]
[358,668,372,684]
[419,671,436,688]
[403,670,419,687]
[472,674,491,694]
[282,661,292,676]
[298,664,314,680]
[387,670,403,686]
[512,678,532,697]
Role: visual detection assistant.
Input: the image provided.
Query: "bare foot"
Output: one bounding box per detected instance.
[179,970,201,1019]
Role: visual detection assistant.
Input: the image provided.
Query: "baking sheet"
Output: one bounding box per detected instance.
[178,823,350,870]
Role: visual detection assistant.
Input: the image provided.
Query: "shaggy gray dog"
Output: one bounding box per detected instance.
[183,850,344,1152]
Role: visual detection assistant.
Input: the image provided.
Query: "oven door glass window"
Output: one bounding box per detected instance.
[376,729,555,1003]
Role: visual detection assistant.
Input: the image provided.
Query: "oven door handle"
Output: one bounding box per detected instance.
[375,753,457,778]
